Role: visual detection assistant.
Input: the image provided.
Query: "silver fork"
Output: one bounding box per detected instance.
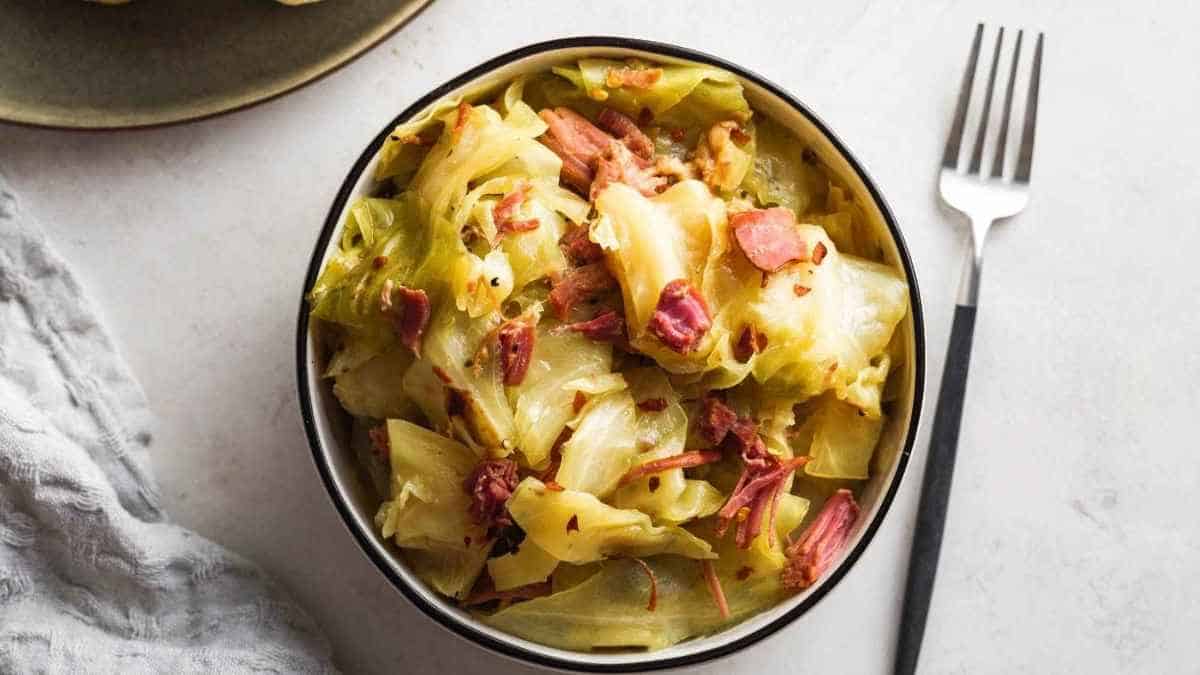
[895,24,1043,675]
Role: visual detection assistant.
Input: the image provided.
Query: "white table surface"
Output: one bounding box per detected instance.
[3,1,1198,672]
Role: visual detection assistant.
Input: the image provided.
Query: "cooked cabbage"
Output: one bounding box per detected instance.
[507,479,715,563]
[487,541,559,592]
[331,344,418,420]
[794,394,885,480]
[554,389,639,498]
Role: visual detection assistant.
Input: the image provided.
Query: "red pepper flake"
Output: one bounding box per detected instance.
[566,514,580,532]
[618,450,723,487]
[702,560,731,620]
[631,558,659,611]
[637,398,669,412]
[453,101,472,137]
[544,480,565,492]
[372,255,389,269]
[793,284,811,297]
[812,241,828,265]
[572,391,589,413]
[669,127,687,142]
[497,318,536,386]
[736,566,754,581]
[648,476,661,492]
[729,126,752,146]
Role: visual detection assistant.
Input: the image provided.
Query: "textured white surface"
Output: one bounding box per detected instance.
[2,0,1198,673]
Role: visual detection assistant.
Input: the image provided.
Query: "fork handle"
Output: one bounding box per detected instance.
[894,303,978,675]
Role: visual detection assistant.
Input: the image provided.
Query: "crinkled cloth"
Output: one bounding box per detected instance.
[0,178,336,673]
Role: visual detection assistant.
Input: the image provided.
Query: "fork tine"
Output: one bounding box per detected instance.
[990,30,1023,178]
[941,24,984,169]
[1014,33,1044,183]
[967,28,1004,174]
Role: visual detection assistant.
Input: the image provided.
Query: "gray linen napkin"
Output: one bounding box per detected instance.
[0,177,336,674]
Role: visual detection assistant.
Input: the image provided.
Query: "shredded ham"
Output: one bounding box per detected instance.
[591,141,666,200]
[717,454,809,549]
[380,280,431,355]
[559,224,605,265]
[462,580,552,608]
[702,560,731,620]
[493,183,539,235]
[698,396,739,446]
[368,425,389,462]
[731,208,811,272]
[554,310,626,344]
[782,489,860,591]
[597,108,654,159]
[548,262,617,319]
[496,318,535,386]
[618,450,723,487]
[605,66,664,90]
[462,459,520,531]
[631,558,659,611]
[648,279,712,353]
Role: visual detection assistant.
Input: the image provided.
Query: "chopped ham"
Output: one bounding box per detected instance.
[731,207,811,272]
[597,108,654,159]
[617,450,723,487]
[560,224,605,265]
[497,318,535,386]
[462,458,520,531]
[548,262,617,319]
[541,134,594,194]
[717,453,809,549]
[605,66,664,90]
[554,310,626,343]
[380,281,431,356]
[539,107,612,193]
[591,141,666,200]
[732,324,768,363]
[698,396,738,446]
[782,489,860,590]
[493,184,539,235]
[647,279,712,353]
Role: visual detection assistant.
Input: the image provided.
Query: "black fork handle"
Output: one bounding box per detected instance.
[894,303,977,675]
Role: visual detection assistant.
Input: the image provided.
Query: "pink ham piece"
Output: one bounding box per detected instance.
[462,458,520,531]
[591,141,666,200]
[539,106,663,198]
[554,310,626,344]
[559,224,605,265]
[548,263,617,320]
[698,396,739,446]
[493,184,539,235]
[539,107,612,193]
[597,108,654,159]
[496,318,536,386]
[647,279,712,354]
[730,207,811,272]
[782,489,860,590]
[380,281,431,356]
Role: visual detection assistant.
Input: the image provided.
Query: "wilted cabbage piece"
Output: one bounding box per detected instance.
[506,479,715,563]
[741,118,828,215]
[487,540,560,592]
[555,389,639,498]
[375,419,482,549]
[484,556,788,651]
[593,180,727,367]
[401,305,515,453]
[510,326,613,469]
[793,394,885,481]
[331,344,418,420]
[406,546,491,600]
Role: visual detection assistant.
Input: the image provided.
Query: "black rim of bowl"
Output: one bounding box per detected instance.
[296,35,926,673]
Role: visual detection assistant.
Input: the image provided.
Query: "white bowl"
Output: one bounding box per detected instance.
[296,36,926,672]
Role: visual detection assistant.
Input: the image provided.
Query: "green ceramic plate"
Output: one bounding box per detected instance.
[0,0,433,130]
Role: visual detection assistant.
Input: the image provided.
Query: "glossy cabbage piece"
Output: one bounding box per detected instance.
[484,556,788,651]
[612,369,724,523]
[741,119,828,215]
[509,325,613,469]
[544,59,752,131]
[794,393,885,480]
[555,390,639,498]
[401,305,514,453]
[506,479,715,563]
[487,541,559,592]
[374,420,489,597]
[593,180,727,367]
[749,227,908,404]
[331,344,418,420]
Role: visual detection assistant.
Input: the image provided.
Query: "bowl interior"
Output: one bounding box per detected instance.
[299,40,923,672]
